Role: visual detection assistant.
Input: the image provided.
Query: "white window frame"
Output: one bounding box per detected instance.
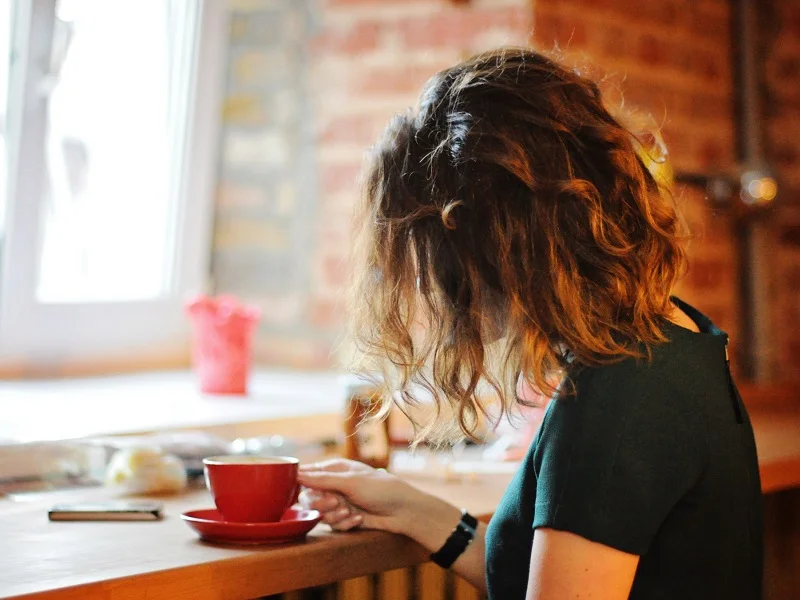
[0,0,228,374]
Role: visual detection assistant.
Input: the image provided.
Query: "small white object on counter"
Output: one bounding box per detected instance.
[105,447,187,495]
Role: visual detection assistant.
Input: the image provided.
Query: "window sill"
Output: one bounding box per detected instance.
[0,369,348,444]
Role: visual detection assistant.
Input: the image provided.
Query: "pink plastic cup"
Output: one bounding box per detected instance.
[186,295,261,395]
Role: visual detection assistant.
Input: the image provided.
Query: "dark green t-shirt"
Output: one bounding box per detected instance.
[485,300,763,599]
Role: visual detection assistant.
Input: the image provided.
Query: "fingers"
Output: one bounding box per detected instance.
[321,504,363,531]
[296,469,356,494]
[331,513,363,531]
[298,459,349,473]
[299,489,342,512]
[304,493,363,531]
[298,488,386,533]
[299,458,371,474]
[300,458,374,473]
[322,506,351,525]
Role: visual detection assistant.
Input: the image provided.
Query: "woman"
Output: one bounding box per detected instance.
[299,48,763,600]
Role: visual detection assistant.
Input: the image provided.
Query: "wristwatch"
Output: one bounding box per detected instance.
[429,509,478,569]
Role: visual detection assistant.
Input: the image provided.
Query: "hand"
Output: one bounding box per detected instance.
[298,458,426,534]
[300,458,477,589]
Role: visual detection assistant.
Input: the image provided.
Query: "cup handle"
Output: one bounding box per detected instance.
[292,484,303,506]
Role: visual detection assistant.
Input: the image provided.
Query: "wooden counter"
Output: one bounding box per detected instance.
[0,474,510,600]
[2,408,799,600]
[750,408,800,494]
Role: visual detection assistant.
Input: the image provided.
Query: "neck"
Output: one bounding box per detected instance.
[667,300,701,333]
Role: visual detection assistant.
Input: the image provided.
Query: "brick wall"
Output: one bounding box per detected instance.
[213,0,334,368]
[764,0,800,380]
[532,0,743,367]
[306,0,744,369]
[531,0,800,379]
[212,0,798,378]
[308,0,533,365]
[213,0,532,369]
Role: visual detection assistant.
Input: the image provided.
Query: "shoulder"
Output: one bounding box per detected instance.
[572,331,717,418]
[535,339,709,470]
[559,350,693,424]
[529,333,714,555]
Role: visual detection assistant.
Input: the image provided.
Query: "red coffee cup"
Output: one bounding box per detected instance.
[203,456,299,523]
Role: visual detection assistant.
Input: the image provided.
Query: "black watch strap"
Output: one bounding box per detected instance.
[430,510,478,569]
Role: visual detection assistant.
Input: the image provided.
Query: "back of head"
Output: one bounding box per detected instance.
[349,48,686,442]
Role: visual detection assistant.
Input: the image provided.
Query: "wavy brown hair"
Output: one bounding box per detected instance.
[348,48,687,442]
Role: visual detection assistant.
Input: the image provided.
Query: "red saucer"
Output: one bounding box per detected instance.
[181,507,321,545]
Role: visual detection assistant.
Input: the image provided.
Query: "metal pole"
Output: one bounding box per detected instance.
[733,0,773,382]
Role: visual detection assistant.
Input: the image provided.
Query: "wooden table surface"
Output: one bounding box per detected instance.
[0,472,510,600]
[2,408,799,600]
[749,407,800,494]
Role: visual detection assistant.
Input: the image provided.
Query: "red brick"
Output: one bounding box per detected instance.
[396,7,527,51]
[780,225,800,248]
[532,12,587,48]
[319,230,350,250]
[664,130,691,163]
[703,305,733,333]
[672,42,694,73]
[687,92,731,121]
[772,143,800,168]
[637,35,666,66]
[696,138,726,168]
[320,162,363,194]
[563,20,588,48]
[776,96,800,115]
[635,0,679,26]
[621,79,665,114]
[686,258,728,291]
[356,65,435,95]
[698,54,722,82]
[394,14,457,49]
[570,0,616,10]
[321,255,349,287]
[688,4,730,40]
[308,298,343,328]
[786,11,800,38]
[596,23,628,59]
[323,0,427,6]
[776,56,800,81]
[320,114,386,145]
[784,265,800,289]
[310,20,382,55]
[701,212,735,247]
[533,12,564,47]
[471,6,530,33]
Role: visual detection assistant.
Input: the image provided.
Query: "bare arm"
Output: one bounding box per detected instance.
[299,461,641,597]
[399,492,487,593]
[526,528,639,600]
[298,460,487,593]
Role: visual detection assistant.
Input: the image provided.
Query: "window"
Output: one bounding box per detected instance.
[0,0,227,373]
[1,1,11,240]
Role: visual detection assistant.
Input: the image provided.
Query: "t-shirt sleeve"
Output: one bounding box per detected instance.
[531,364,707,555]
